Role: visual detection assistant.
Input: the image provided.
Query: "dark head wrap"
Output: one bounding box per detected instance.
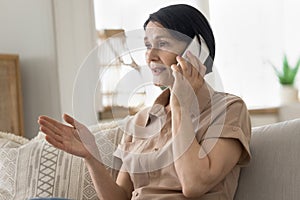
[144,4,215,73]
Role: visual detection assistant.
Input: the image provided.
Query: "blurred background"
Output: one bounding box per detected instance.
[1,0,300,138]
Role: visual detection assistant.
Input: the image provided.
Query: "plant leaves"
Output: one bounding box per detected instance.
[283,54,289,79]
[268,60,281,77]
[270,55,299,85]
[293,57,300,75]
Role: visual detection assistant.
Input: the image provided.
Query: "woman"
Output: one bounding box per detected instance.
[38,4,251,200]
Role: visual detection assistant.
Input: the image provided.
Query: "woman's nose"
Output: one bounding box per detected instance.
[146,48,159,63]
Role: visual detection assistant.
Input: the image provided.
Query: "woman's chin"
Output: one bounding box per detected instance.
[152,76,174,88]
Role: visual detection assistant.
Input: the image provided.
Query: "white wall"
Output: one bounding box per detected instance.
[94,0,210,31]
[1,0,209,138]
[0,0,97,138]
[0,0,61,138]
[209,0,300,108]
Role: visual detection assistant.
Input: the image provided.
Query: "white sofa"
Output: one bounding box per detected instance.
[234,118,300,200]
[1,119,300,200]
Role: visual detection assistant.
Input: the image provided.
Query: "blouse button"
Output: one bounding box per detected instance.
[154,147,159,151]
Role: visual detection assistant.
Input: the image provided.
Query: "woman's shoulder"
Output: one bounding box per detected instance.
[214,91,247,108]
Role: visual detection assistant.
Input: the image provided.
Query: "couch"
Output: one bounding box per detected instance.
[0,119,299,200]
[234,118,300,200]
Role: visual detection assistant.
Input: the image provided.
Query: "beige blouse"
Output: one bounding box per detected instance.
[114,81,252,200]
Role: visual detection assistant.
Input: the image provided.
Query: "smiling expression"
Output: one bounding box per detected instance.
[144,22,187,87]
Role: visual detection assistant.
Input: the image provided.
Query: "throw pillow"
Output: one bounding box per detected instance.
[0,121,122,200]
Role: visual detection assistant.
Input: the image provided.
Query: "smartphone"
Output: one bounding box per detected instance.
[180,36,209,66]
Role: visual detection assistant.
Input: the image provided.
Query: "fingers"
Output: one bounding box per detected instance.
[45,135,64,150]
[39,115,65,130]
[176,52,206,78]
[186,51,207,77]
[38,118,64,142]
[176,56,191,76]
[171,64,183,80]
[63,113,82,129]
[38,114,76,143]
[38,117,61,134]
[40,124,64,147]
[186,51,200,76]
[63,113,75,126]
[172,52,206,94]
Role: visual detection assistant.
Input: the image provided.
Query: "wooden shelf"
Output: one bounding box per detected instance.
[0,54,24,136]
[249,107,279,115]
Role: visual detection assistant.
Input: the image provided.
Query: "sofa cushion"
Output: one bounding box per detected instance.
[3,118,299,199]
[234,118,300,200]
[0,121,122,200]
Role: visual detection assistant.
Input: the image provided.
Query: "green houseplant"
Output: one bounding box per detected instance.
[270,55,300,85]
[270,55,300,104]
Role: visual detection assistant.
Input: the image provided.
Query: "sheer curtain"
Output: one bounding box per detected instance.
[209,0,300,108]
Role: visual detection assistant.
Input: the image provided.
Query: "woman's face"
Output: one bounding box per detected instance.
[144,21,187,87]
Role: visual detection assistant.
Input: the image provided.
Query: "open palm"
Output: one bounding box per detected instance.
[38,114,100,161]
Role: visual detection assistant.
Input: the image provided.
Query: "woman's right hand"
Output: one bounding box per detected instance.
[38,114,100,161]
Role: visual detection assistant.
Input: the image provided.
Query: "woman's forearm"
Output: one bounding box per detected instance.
[171,106,202,159]
[171,106,212,197]
[84,157,129,200]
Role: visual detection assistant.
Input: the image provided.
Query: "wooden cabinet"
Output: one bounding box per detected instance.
[0,54,24,136]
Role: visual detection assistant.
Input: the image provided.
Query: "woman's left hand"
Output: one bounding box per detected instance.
[170,51,207,110]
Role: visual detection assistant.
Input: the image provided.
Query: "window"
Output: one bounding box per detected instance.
[97,29,162,119]
[94,0,300,111]
[209,0,300,108]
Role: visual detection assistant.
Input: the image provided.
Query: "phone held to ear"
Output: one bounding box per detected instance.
[179,36,210,66]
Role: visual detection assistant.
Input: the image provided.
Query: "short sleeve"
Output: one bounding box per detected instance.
[200,97,252,166]
[113,129,132,160]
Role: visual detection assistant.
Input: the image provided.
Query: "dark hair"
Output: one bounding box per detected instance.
[143,4,215,73]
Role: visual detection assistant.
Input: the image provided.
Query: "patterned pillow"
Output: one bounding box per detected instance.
[0,121,122,200]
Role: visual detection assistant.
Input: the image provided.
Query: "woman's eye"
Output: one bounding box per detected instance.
[144,41,168,50]
[158,41,167,48]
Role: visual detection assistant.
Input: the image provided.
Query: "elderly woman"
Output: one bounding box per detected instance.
[38,4,251,200]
